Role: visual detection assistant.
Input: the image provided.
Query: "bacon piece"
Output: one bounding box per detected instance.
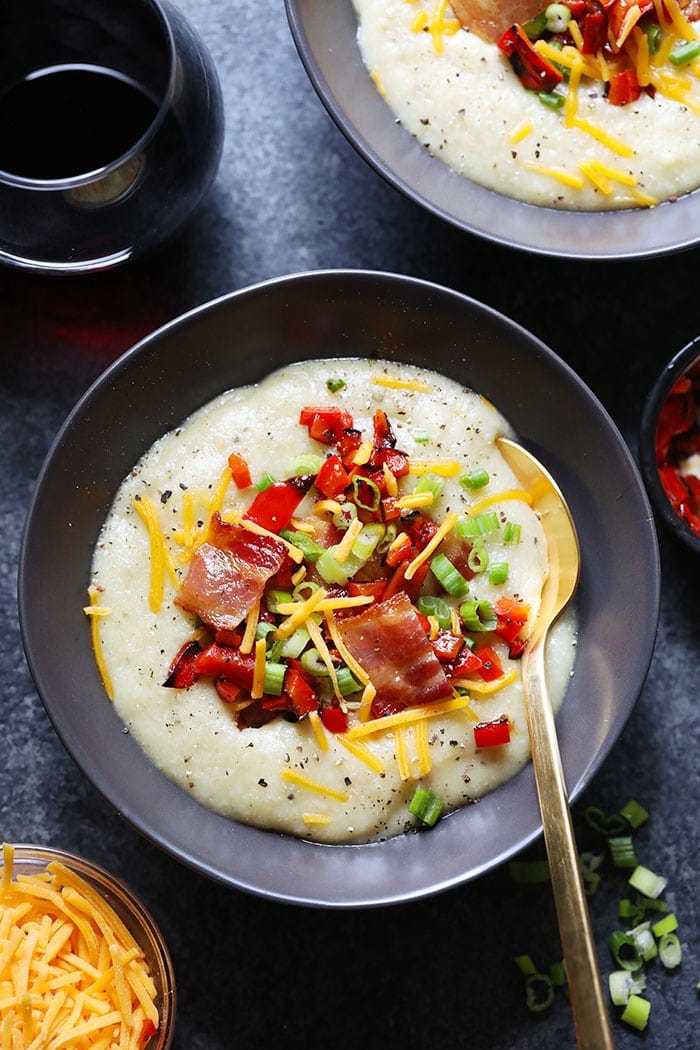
[175,514,287,630]
[449,0,546,43]
[337,591,453,716]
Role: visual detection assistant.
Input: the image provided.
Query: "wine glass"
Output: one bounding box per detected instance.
[0,0,224,274]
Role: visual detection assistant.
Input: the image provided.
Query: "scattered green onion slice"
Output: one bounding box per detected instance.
[280,529,325,563]
[455,510,499,539]
[285,453,324,476]
[333,502,358,530]
[629,921,657,963]
[584,805,629,837]
[263,661,286,697]
[413,428,430,444]
[300,648,331,677]
[489,561,509,585]
[619,799,648,829]
[459,598,496,632]
[628,865,667,900]
[351,522,384,561]
[315,547,358,584]
[336,665,362,696]
[467,537,489,574]
[658,931,682,969]
[608,835,637,869]
[459,467,490,490]
[503,520,521,544]
[670,39,700,66]
[430,552,470,598]
[266,589,292,613]
[524,10,547,38]
[416,595,452,629]
[545,2,571,32]
[514,954,538,976]
[326,377,345,393]
[646,23,662,56]
[408,786,444,827]
[651,912,678,939]
[415,473,444,501]
[608,969,646,1007]
[549,961,567,987]
[536,89,565,111]
[620,994,651,1032]
[279,626,311,660]
[525,973,555,1013]
[255,621,277,642]
[256,472,275,492]
[608,931,643,972]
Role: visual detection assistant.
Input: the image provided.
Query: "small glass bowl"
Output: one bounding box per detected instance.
[1,844,176,1048]
[639,336,700,557]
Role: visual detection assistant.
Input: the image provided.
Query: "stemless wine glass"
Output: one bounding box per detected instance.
[0,0,224,274]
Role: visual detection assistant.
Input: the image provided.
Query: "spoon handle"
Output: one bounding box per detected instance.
[522,636,615,1050]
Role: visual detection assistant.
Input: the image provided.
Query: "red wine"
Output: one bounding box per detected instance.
[0,64,159,180]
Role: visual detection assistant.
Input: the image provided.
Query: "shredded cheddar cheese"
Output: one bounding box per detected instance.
[307,710,329,752]
[239,597,260,655]
[274,586,329,639]
[132,496,168,613]
[465,488,532,516]
[408,458,461,476]
[302,813,332,827]
[251,637,267,699]
[371,374,432,392]
[395,726,412,781]
[332,516,364,562]
[279,769,349,802]
[84,587,114,702]
[508,122,532,144]
[404,510,457,580]
[347,695,471,739]
[336,734,384,774]
[0,845,160,1049]
[461,667,519,695]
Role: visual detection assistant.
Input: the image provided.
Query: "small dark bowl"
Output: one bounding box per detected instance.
[18,270,659,907]
[640,336,700,556]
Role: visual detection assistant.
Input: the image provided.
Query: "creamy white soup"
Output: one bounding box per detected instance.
[89,360,576,843]
[353,0,700,209]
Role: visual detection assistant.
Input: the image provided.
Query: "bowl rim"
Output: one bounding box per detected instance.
[639,334,700,555]
[18,268,660,907]
[2,842,176,1047]
[284,0,700,261]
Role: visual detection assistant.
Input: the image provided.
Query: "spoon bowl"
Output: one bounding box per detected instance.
[497,437,614,1050]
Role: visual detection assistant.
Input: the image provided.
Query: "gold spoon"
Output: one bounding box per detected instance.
[497,437,615,1050]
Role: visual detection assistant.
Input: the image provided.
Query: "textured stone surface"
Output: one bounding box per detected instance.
[0,2,698,1047]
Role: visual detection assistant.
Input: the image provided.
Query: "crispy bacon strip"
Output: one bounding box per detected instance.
[337,591,453,717]
[175,514,287,630]
[449,0,545,43]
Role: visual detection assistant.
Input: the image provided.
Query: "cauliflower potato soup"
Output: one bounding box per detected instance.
[354,0,700,209]
[88,360,576,843]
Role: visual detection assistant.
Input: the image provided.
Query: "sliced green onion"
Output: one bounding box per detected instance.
[508,859,551,884]
[279,625,311,660]
[408,786,444,827]
[415,472,445,501]
[459,598,496,632]
[326,377,345,393]
[377,522,397,552]
[467,537,488,575]
[489,561,509,585]
[255,621,277,642]
[536,89,565,111]
[256,472,275,492]
[646,23,662,55]
[315,547,359,585]
[336,665,362,696]
[293,580,320,602]
[263,661,286,696]
[416,595,452,629]
[524,10,547,38]
[300,648,331,677]
[545,2,571,32]
[266,589,292,614]
[635,893,668,914]
[549,961,567,988]
[430,552,470,598]
[503,520,521,544]
[285,453,324,477]
[280,529,325,563]
[608,835,637,869]
[525,973,554,1013]
[618,899,644,928]
[620,994,651,1031]
[609,969,646,1007]
[619,799,648,829]
[351,522,384,561]
[629,865,667,900]
[352,475,381,512]
[459,467,489,490]
[670,39,700,66]
[514,954,538,976]
[652,913,678,939]
[413,428,430,444]
[455,510,499,539]
[584,805,629,837]
[475,510,499,534]
[629,921,657,962]
[658,932,682,969]
[608,931,643,972]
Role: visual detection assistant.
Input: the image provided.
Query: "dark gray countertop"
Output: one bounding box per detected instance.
[1,1,698,1047]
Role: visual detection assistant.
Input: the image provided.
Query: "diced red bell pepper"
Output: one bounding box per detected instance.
[447,646,484,679]
[564,0,587,18]
[370,446,410,478]
[299,406,354,445]
[228,452,252,489]
[400,560,430,601]
[283,667,318,718]
[348,579,388,601]
[215,678,242,704]
[320,706,349,733]
[493,597,530,654]
[214,627,243,648]
[431,630,464,662]
[498,24,564,92]
[380,496,402,522]
[335,428,363,465]
[316,454,350,498]
[139,1019,158,1045]
[474,644,504,681]
[607,0,654,45]
[163,640,202,688]
[194,643,255,689]
[384,533,412,567]
[473,715,511,749]
[244,475,313,532]
[373,408,397,448]
[656,381,694,464]
[405,513,440,550]
[607,67,641,106]
[581,10,608,54]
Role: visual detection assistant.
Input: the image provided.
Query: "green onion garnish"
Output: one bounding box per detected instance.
[628,865,667,900]
[514,954,538,976]
[413,428,430,444]
[658,932,682,969]
[524,10,547,38]
[336,665,362,696]
[608,969,646,1007]
[300,648,331,677]
[584,805,629,837]
[646,23,662,56]
[416,595,452,629]
[619,799,648,829]
[326,377,345,393]
[408,786,445,827]
[467,537,488,575]
[669,39,700,66]
[620,994,651,1031]
[608,931,643,972]
[255,621,277,642]
[280,529,325,563]
[549,961,567,988]
[279,625,311,660]
[266,589,292,613]
[256,472,275,492]
[503,520,521,544]
[525,973,555,1013]
[459,598,496,632]
[608,835,637,869]
[629,921,657,963]
[651,913,678,939]
[536,90,565,111]
[415,472,444,501]
[333,502,358,530]
[459,467,489,490]
[285,453,324,477]
[430,552,470,598]
[489,561,509,585]
[263,661,286,696]
[455,510,499,539]
[351,522,384,561]
[315,547,359,584]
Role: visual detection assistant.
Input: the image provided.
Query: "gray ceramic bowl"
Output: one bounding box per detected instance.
[285,0,700,260]
[19,270,659,907]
